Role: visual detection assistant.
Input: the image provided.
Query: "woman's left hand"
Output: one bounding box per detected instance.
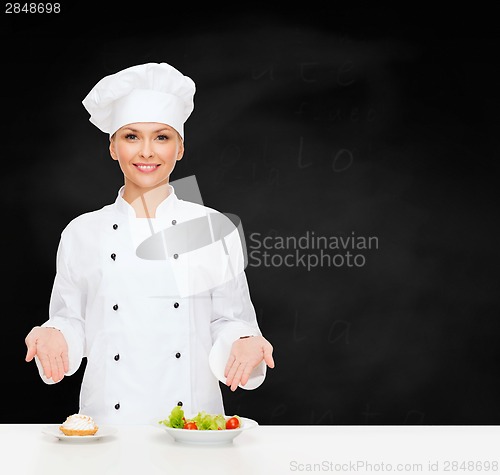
[224,335,275,391]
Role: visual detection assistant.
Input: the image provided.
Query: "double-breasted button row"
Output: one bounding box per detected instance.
[111,219,119,414]
[112,219,181,416]
[170,194,182,413]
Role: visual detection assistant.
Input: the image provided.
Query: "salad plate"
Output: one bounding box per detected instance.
[41,425,117,442]
[155,417,258,445]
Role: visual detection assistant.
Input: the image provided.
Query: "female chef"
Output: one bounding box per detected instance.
[24,62,274,425]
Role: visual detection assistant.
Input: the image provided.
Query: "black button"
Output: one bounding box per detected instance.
[173,253,178,259]
[175,352,181,358]
[113,224,118,230]
[177,401,183,407]
[113,304,118,311]
[114,354,120,361]
[173,302,179,308]
[111,253,116,260]
[172,219,177,225]
[115,403,120,410]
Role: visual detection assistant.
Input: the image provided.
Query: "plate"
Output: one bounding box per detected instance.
[41,425,117,442]
[155,417,258,445]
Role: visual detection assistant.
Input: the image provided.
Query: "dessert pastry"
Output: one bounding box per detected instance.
[59,414,98,436]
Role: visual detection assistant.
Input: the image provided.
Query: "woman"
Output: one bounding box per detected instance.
[24,62,274,424]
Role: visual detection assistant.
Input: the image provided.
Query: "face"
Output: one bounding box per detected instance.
[109,122,184,193]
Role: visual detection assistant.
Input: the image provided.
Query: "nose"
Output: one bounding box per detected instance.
[139,140,154,159]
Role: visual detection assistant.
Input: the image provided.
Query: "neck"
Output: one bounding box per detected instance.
[122,183,171,218]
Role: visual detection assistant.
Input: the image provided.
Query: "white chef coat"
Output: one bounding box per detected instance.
[35,186,266,424]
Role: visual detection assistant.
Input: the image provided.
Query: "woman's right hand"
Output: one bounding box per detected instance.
[25,326,69,382]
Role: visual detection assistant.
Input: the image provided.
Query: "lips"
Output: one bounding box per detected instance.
[134,163,160,173]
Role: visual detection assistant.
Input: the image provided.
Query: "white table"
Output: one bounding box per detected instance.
[1,424,498,475]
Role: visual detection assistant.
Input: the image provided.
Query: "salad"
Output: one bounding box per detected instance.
[159,405,241,430]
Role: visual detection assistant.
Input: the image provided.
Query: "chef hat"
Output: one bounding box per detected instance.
[82,62,195,139]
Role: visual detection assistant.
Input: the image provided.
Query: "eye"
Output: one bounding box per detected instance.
[125,133,138,140]
[157,134,169,141]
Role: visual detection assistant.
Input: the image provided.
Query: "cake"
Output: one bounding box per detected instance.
[59,414,98,436]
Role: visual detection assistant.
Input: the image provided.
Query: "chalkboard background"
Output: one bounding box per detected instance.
[3,6,499,424]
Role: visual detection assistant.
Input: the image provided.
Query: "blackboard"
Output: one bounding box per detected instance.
[3,6,499,424]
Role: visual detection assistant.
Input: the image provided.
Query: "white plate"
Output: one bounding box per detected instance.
[41,425,117,441]
[155,417,258,445]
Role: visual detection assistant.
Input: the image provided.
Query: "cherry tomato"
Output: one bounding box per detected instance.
[183,421,198,430]
[225,417,240,430]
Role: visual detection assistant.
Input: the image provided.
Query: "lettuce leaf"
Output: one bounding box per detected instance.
[191,411,226,430]
[158,405,185,428]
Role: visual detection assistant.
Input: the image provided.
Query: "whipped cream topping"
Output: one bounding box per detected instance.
[61,414,97,430]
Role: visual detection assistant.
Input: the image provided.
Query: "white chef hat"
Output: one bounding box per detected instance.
[82,62,195,139]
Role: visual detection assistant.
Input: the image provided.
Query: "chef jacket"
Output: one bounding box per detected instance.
[35,186,266,424]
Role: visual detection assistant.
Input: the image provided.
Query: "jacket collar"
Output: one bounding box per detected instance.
[113,185,178,218]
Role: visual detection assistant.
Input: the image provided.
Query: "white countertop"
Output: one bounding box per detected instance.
[1,424,499,475]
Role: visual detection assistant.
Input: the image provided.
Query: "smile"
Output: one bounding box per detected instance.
[134,163,160,173]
